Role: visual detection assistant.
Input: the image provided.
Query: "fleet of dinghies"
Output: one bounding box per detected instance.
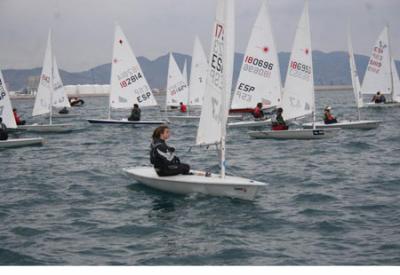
[3,0,399,199]
[18,31,76,133]
[124,0,267,201]
[249,0,339,140]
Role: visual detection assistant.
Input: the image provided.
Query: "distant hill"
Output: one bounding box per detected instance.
[2,51,399,91]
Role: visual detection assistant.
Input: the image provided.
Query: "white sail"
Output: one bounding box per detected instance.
[347,30,363,108]
[392,59,400,102]
[183,59,188,85]
[281,2,314,121]
[361,27,392,95]
[0,69,17,128]
[197,0,234,145]
[231,0,281,110]
[189,36,208,106]
[32,31,54,117]
[109,25,157,109]
[52,57,70,108]
[166,53,189,107]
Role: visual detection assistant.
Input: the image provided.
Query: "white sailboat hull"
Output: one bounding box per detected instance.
[228,119,271,129]
[17,123,75,133]
[0,137,44,148]
[167,115,243,121]
[302,120,381,130]
[248,128,339,140]
[123,167,266,201]
[45,114,80,119]
[87,119,168,125]
[361,102,400,108]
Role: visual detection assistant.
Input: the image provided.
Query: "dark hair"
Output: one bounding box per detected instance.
[277,107,283,112]
[13,108,16,111]
[257,102,262,108]
[377,91,381,95]
[180,102,183,105]
[0,117,2,123]
[134,104,139,108]
[152,125,169,140]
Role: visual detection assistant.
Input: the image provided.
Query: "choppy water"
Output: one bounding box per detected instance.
[1,90,400,265]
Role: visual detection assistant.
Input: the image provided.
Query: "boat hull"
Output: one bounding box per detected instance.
[302,120,381,130]
[248,128,339,140]
[123,167,266,200]
[87,119,168,125]
[167,115,243,121]
[361,102,400,108]
[0,137,44,148]
[17,124,75,133]
[228,119,271,129]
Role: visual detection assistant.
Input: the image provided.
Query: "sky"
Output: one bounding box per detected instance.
[0,0,399,72]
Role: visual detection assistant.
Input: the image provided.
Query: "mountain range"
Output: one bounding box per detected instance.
[2,51,400,91]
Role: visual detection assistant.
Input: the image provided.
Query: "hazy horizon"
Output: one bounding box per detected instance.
[1,0,399,72]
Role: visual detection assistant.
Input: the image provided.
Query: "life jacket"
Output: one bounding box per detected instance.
[325,113,335,121]
[180,104,187,113]
[253,107,264,119]
[272,124,288,131]
[13,111,21,124]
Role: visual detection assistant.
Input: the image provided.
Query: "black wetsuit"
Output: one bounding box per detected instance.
[150,138,190,176]
[128,108,141,121]
[0,122,8,140]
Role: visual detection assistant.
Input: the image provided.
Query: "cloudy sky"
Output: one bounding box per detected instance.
[0,0,399,72]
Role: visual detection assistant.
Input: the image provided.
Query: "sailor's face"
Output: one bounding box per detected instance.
[161,128,170,140]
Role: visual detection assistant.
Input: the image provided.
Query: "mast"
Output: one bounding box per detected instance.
[49,30,54,125]
[387,25,395,101]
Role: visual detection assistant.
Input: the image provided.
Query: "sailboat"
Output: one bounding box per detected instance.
[18,31,75,133]
[0,68,43,148]
[87,25,166,125]
[163,53,192,119]
[166,40,241,122]
[302,28,381,130]
[248,1,339,140]
[228,0,280,129]
[124,0,266,200]
[361,26,400,108]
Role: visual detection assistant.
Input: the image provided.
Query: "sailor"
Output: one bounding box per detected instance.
[179,102,187,113]
[150,125,190,176]
[128,104,141,121]
[252,102,265,120]
[271,107,288,130]
[13,108,26,125]
[371,91,386,104]
[0,117,8,140]
[323,106,338,124]
[59,107,69,114]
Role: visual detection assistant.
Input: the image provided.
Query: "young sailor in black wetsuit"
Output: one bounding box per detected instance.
[128,104,141,121]
[0,117,8,140]
[150,125,190,176]
[59,107,69,114]
[371,91,386,104]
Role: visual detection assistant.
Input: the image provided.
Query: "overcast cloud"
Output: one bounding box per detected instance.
[0,0,399,71]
